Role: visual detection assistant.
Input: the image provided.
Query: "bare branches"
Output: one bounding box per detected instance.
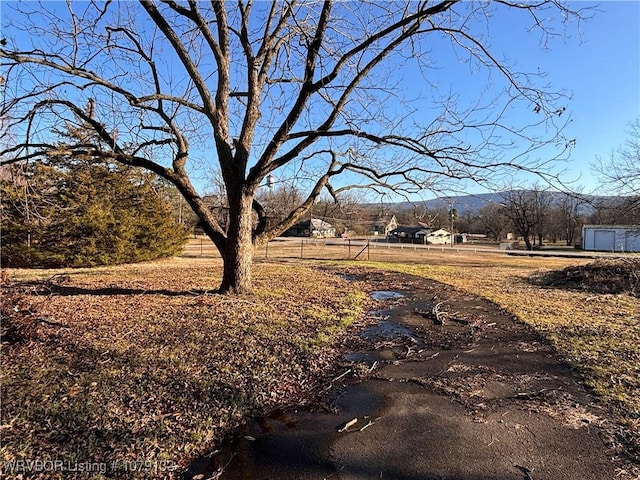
[251,1,457,180]
[252,0,334,181]
[1,0,585,288]
[255,149,339,245]
[139,1,218,126]
[593,117,640,197]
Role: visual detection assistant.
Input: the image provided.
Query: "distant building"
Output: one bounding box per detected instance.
[582,225,640,252]
[369,215,398,236]
[284,218,336,238]
[390,226,453,245]
[390,226,424,243]
[428,228,454,245]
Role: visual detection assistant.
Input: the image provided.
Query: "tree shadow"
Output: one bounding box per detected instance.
[12,280,219,297]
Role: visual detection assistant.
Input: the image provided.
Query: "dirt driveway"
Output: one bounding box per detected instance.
[192,269,637,480]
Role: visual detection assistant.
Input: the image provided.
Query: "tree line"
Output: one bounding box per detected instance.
[240,184,640,251]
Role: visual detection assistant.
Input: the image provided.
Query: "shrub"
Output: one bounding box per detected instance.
[1,162,188,267]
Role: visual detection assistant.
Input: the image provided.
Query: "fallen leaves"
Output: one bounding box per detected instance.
[1,259,366,479]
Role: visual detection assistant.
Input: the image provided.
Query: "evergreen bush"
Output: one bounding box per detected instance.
[1,161,189,268]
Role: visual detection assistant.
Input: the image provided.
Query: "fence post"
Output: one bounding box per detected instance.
[200,238,203,257]
[301,239,304,258]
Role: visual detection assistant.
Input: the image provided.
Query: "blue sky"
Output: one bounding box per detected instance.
[324,1,640,200]
[383,0,640,199]
[1,1,638,200]
[559,1,639,193]
[485,1,640,194]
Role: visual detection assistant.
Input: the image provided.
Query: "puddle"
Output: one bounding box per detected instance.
[252,410,299,434]
[207,383,386,479]
[360,320,416,341]
[198,289,420,479]
[370,290,404,301]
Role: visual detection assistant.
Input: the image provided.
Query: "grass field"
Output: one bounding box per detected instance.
[2,243,639,477]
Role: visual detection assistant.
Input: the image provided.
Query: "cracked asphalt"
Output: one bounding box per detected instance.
[190,270,635,480]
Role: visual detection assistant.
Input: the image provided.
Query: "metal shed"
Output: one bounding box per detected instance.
[581,225,640,252]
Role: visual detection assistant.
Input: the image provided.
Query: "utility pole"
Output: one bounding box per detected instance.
[449,201,456,247]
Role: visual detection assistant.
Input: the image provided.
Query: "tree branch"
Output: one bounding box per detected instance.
[255,150,338,245]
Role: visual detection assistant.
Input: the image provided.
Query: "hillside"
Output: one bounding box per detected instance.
[394,191,622,216]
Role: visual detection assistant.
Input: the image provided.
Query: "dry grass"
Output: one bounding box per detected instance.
[351,251,639,458]
[1,258,365,479]
[2,244,639,476]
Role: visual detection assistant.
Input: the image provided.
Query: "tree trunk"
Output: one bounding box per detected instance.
[566,226,575,246]
[219,192,254,294]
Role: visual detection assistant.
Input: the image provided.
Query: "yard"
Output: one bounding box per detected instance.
[1,248,638,478]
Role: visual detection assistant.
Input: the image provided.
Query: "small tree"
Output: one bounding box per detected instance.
[500,189,543,250]
[1,1,585,291]
[1,159,188,268]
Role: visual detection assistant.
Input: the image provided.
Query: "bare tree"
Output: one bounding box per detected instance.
[594,118,640,197]
[256,184,305,229]
[589,197,640,226]
[531,187,552,246]
[1,1,584,292]
[555,191,587,245]
[479,202,510,241]
[500,189,546,250]
[593,118,640,222]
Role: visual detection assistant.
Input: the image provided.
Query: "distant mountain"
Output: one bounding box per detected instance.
[393,191,622,216]
[415,193,505,216]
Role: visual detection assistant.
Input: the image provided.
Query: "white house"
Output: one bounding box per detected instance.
[284,218,336,238]
[390,227,453,244]
[581,225,640,252]
[370,215,398,236]
[425,228,453,245]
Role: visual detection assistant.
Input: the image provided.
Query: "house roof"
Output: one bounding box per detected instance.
[309,218,334,230]
[391,226,427,236]
[582,225,640,229]
[290,218,334,230]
